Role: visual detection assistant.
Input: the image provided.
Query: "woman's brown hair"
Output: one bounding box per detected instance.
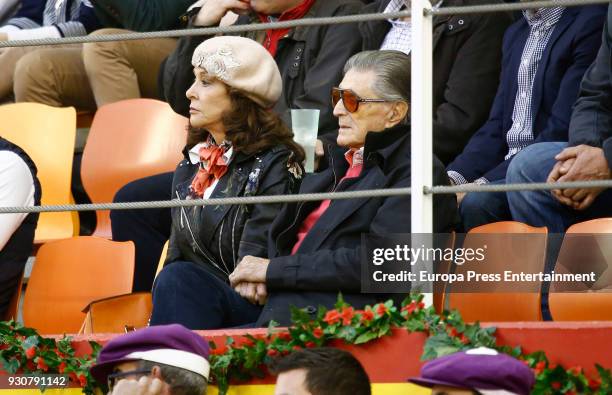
[187,88,305,164]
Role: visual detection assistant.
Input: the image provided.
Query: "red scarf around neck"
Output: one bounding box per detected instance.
[258,0,316,56]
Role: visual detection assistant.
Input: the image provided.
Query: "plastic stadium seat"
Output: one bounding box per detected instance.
[549,218,612,321]
[0,103,78,243]
[23,237,135,334]
[81,99,187,238]
[447,221,547,322]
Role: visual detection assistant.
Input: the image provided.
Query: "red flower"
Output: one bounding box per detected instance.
[78,374,87,387]
[292,346,302,351]
[448,326,459,338]
[551,382,561,390]
[277,332,292,341]
[361,309,375,323]
[69,372,78,383]
[312,327,324,339]
[26,360,36,371]
[242,338,255,347]
[402,301,426,315]
[25,346,36,360]
[58,362,67,374]
[459,334,469,345]
[533,361,546,375]
[36,357,48,372]
[210,346,227,356]
[305,342,316,348]
[267,349,279,357]
[341,307,355,325]
[588,377,601,390]
[323,310,341,325]
[568,366,582,375]
[375,304,387,316]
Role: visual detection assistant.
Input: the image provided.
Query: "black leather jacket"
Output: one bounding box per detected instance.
[165,145,302,282]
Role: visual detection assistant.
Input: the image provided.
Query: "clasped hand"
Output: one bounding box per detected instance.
[548,145,611,210]
[229,256,270,305]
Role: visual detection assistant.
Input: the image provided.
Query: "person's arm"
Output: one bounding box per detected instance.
[288,3,363,134]
[1,1,101,39]
[433,10,511,165]
[237,152,301,259]
[569,21,612,161]
[90,0,194,31]
[264,175,411,293]
[0,151,35,250]
[445,84,507,184]
[0,0,45,32]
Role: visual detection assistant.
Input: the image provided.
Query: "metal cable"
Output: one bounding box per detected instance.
[0,0,607,48]
[0,180,611,214]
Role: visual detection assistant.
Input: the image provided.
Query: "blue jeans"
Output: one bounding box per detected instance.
[506,142,612,233]
[459,179,510,231]
[150,260,261,329]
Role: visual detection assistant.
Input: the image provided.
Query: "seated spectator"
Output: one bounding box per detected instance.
[90,324,209,395]
[149,36,304,329]
[13,0,193,110]
[112,0,364,292]
[506,5,612,233]
[270,348,371,395]
[446,3,606,231]
[0,136,40,319]
[409,347,534,395]
[0,0,19,25]
[360,0,512,165]
[225,50,456,327]
[0,0,101,102]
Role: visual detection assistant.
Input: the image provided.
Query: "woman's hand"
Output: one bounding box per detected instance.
[229,256,270,286]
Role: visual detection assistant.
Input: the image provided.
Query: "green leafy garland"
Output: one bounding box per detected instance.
[0,293,610,395]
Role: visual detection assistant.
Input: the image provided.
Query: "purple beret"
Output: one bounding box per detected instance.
[90,324,210,384]
[409,347,535,395]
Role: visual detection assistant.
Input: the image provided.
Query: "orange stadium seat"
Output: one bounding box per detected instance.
[0,103,78,243]
[22,237,135,334]
[447,221,547,322]
[81,99,188,239]
[549,218,612,321]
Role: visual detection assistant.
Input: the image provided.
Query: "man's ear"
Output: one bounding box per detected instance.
[385,101,410,128]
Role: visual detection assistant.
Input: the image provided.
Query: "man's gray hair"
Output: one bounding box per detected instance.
[343,50,411,103]
[138,360,208,395]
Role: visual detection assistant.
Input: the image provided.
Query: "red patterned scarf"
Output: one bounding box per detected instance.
[190,142,231,197]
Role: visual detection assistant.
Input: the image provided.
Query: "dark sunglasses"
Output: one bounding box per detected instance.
[107,368,152,392]
[331,87,391,113]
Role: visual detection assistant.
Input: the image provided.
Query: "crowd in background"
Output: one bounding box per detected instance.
[1,0,612,332]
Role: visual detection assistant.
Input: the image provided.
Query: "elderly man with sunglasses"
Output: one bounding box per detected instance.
[229,50,457,327]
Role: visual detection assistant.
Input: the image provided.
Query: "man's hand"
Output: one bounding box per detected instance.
[234,282,268,305]
[109,376,163,395]
[548,145,611,210]
[194,0,250,27]
[229,256,269,287]
[548,157,576,207]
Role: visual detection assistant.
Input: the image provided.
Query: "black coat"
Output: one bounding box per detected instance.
[257,124,457,326]
[159,0,364,135]
[569,4,612,168]
[360,0,512,165]
[166,145,301,282]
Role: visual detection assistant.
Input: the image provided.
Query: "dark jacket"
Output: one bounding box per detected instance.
[448,5,607,183]
[0,137,41,318]
[89,0,194,31]
[166,144,302,282]
[360,0,512,165]
[8,0,101,35]
[160,0,363,134]
[569,5,612,168]
[257,124,457,326]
